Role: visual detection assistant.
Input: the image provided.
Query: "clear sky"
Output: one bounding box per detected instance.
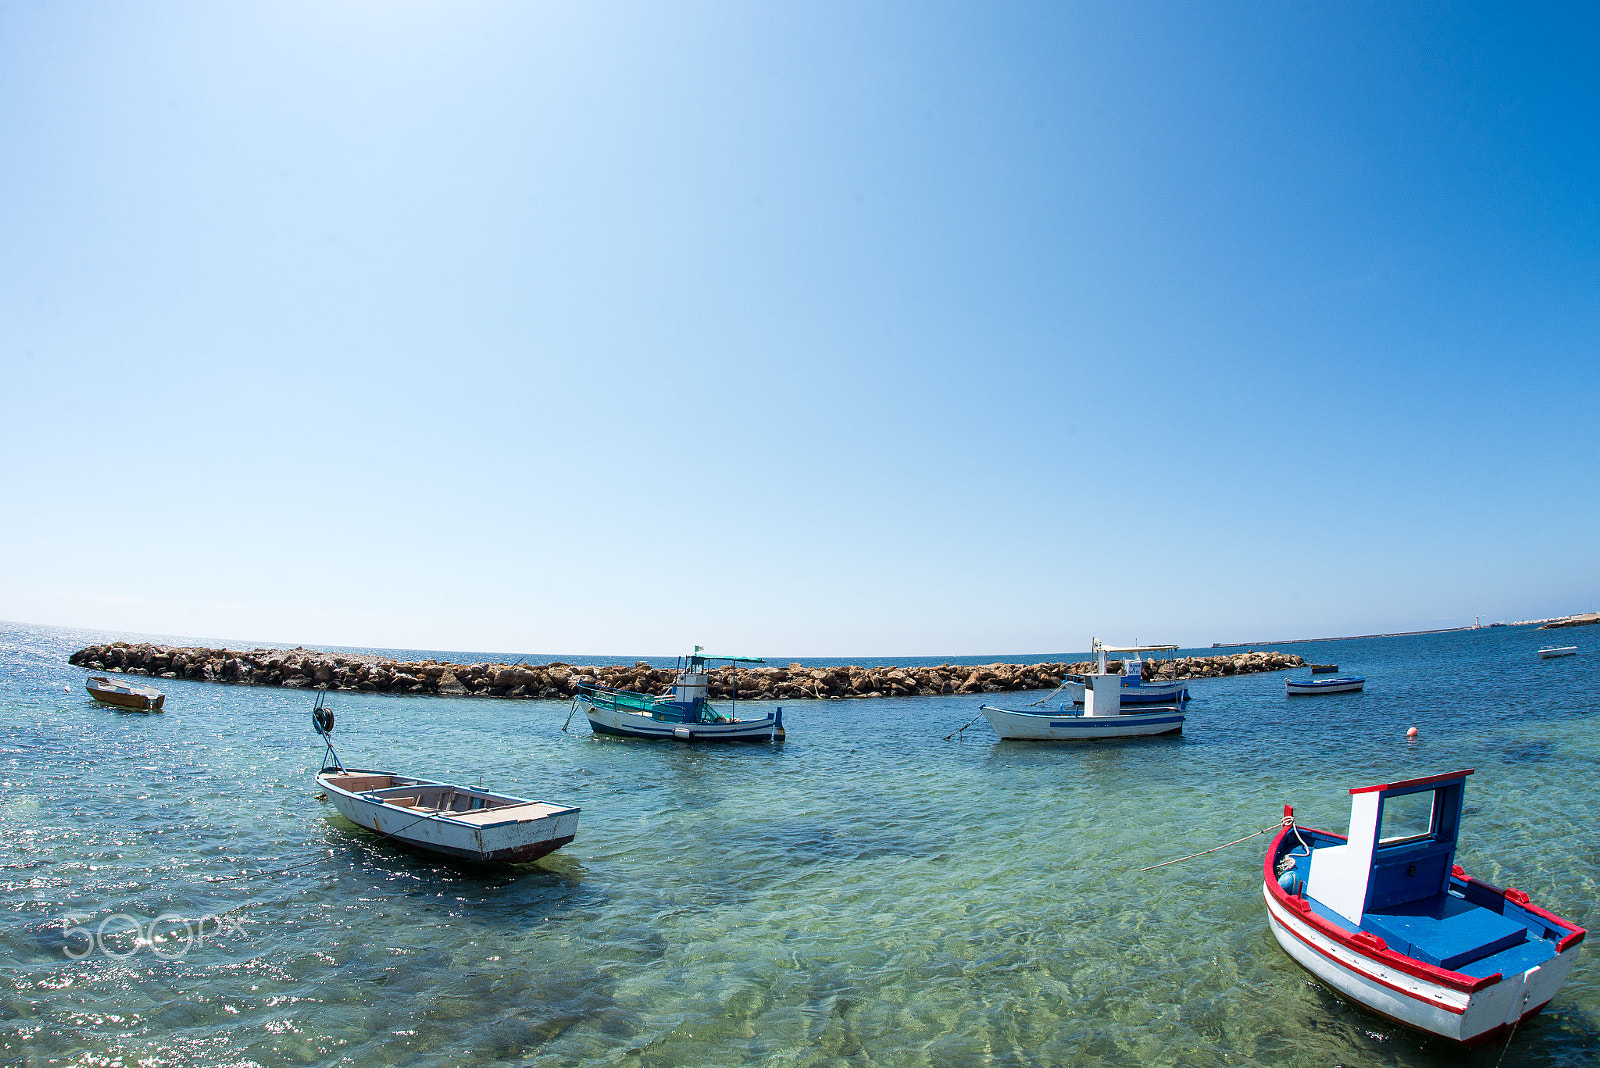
[2,2,1597,656]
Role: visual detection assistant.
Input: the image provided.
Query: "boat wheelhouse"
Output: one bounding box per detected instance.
[574,647,785,742]
[1061,640,1190,706]
[1264,770,1584,1045]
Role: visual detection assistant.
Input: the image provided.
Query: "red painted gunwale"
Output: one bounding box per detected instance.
[1348,769,1474,795]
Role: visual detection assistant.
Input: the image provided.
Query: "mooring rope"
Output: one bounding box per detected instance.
[1494,990,1530,1068]
[1137,816,1292,872]
[943,709,990,740]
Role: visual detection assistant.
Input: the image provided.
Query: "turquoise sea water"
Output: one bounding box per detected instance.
[2,620,1597,1067]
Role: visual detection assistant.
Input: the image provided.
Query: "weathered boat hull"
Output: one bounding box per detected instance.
[1062,679,1189,705]
[85,676,165,712]
[580,698,781,742]
[1286,677,1364,695]
[979,705,1184,740]
[1263,825,1584,1045]
[318,770,580,863]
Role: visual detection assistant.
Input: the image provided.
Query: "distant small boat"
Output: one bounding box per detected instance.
[85,676,165,712]
[312,698,579,862]
[1538,646,1578,659]
[1286,676,1365,695]
[1265,770,1586,1045]
[1310,663,1339,674]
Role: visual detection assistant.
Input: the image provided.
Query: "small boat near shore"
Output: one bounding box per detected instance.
[312,699,579,863]
[574,647,785,743]
[1287,675,1364,695]
[85,675,165,712]
[1537,646,1578,659]
[983,658,1183,741]
[1264,770,1585,1045]
[1060,641,1190,706]
[1310,663,1339,674]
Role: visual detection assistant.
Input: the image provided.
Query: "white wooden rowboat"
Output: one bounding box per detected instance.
[318,769,580,863]
[86,675,165,712]
[311,696,578,863]
[1286,676,1365,695]
[1537,646,1578,659]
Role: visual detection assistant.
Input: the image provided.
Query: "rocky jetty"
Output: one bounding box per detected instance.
[68,642,1305,700]
[1537,613,1600,630]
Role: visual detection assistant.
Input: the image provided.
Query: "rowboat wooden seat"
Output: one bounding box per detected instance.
[449,802,569,825]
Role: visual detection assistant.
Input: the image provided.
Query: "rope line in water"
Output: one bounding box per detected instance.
[1137,817,1292,872]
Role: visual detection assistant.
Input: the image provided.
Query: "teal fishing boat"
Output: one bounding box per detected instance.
[574,647,785,742]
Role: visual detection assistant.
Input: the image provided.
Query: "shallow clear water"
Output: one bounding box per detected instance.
[2,620,1597,1067]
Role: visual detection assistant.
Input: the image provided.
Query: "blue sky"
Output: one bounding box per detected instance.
[2,2,1596,656]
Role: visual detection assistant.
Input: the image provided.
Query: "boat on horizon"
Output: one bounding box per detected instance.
[1060,641,1190,706]
[573,647,785,742]
[85,675,165,712]
[1264,770,1585,1045]
[1286,675,1365,695]
[311,699,579,863]
[1537,646,1578,659]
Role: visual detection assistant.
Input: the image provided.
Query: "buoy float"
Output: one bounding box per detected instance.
[1406,726,1419,739]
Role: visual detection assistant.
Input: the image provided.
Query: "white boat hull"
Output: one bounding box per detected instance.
[980,705,1184,741]
[318,770,579,863]
[1263,885,1579,1044]
[1538,647,1578,659]
[1286,678,1364,695]
[581,697,782,742]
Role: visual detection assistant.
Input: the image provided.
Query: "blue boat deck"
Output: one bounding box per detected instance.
[1274,831,1563,979]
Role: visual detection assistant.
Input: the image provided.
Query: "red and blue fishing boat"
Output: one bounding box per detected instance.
[1264,770,1585,1045]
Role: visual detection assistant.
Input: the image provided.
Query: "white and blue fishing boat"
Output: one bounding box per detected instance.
[1537,646,1578,659]
[1265,770,1585,1045]
[1286,674,1365,695]
[982,668,1183,741]
[1061,641,1190,706]
[575,647,785,743]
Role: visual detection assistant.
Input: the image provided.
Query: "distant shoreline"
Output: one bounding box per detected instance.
[1213,614,1594,647]
[1212,624,1505,647]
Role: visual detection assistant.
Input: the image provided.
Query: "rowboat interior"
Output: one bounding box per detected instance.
[321,772,571,824]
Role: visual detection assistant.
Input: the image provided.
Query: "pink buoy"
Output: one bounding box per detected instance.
[1406,726,1419,739]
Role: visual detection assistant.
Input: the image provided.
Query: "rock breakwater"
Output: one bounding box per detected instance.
[68,643,1305,700]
